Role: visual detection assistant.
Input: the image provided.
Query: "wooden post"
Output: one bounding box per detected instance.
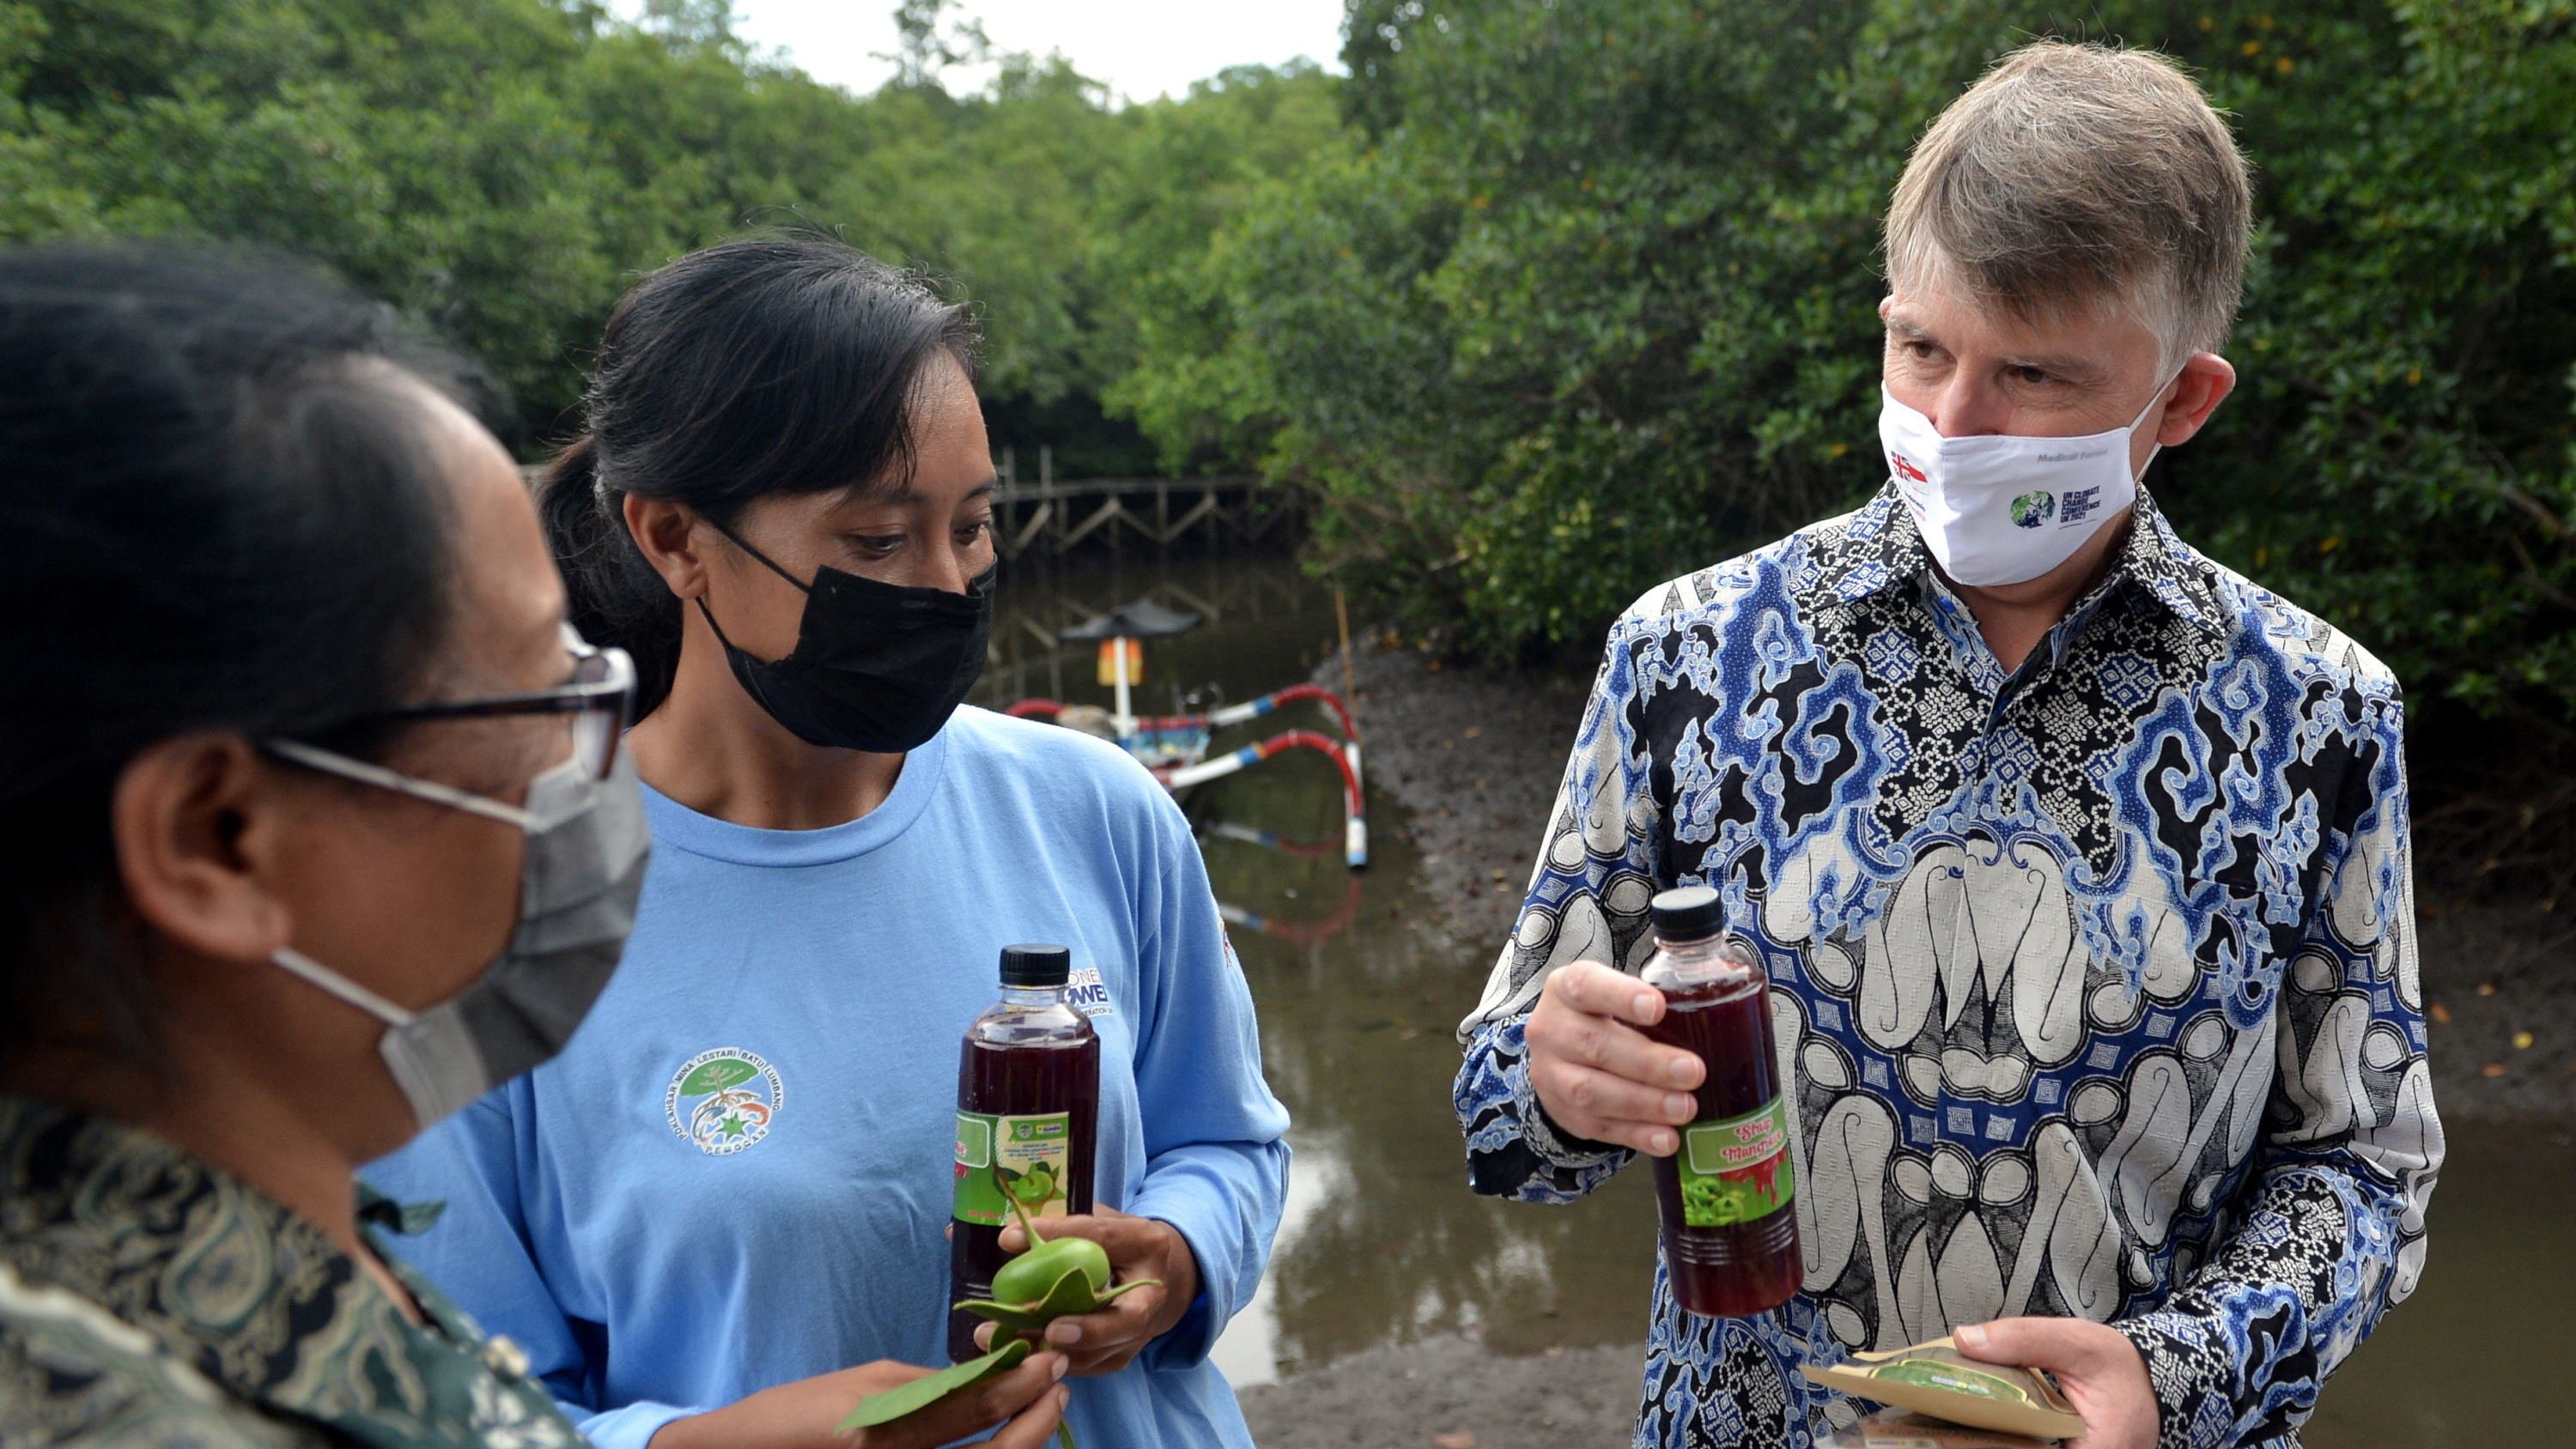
[1111,634,1134,727]
[1051,447,1066,552]
[1335,585,1358,719]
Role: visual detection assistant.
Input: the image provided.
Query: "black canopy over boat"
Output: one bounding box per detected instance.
[1058,597,1203,641]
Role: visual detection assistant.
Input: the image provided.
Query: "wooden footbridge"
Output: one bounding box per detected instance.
[990,446,1287,556]
[519,446,1289,557]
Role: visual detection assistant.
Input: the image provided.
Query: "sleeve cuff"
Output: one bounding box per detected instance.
[576,1399,705,1449]
[1503,1026,1626,1173]
[1140,1282,1218,1371]
[2114,1310,2236,1449]
[1522,1094,1627,1169]
[1130,1208,1221,1371]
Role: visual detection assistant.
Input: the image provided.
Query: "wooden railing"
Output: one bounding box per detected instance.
[991,446,1285,555]
[519,447,1295,556]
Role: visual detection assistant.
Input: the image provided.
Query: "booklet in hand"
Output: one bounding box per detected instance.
[1801,1337,2087,1440]
[1816,1408,2060,1449]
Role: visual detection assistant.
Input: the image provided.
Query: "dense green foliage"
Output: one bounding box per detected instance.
[0,0,1337,465]
[6,0,2573,724]
[1130,0,2576,727]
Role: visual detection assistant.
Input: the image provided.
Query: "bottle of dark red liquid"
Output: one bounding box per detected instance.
[1640,886,1801,1317]
[950,943,1100,1360]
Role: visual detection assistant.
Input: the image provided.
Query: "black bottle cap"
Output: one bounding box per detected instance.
[1649,885,1723,942]
[999,943,1072,987]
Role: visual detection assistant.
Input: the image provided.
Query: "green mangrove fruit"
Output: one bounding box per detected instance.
[837,1173,1157,1448]
[953,1189,1160,1339]
[991,1230,1110,1304]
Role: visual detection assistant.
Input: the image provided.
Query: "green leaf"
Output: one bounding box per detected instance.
[678,1058,757,1096]
[955,1269,1163,1338]
[835,1339,1032,1432]
[951,1298,1057,1340]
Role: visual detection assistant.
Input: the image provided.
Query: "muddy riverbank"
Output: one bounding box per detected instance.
[1242,1336,1640,1449]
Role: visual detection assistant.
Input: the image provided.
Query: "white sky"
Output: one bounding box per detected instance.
[667,2,1350,103]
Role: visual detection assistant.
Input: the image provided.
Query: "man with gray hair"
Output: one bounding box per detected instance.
[1456,41,2439,1449]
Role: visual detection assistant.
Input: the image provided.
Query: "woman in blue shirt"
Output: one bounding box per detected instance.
[366,234,1291,1449]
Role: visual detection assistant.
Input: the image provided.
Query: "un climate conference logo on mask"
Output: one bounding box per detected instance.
[2009,490,2057,529]
[666,1047,784,1156]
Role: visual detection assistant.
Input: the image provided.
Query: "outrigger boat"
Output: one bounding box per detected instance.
[1003,597,1369,870]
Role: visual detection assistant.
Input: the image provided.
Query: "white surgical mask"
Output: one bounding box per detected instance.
[1877,380,2173,586]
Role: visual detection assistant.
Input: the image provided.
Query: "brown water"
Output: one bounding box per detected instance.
[980,553,2576,1443]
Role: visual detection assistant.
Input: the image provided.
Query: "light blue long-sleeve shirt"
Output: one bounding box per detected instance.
[366,706,1291,1449]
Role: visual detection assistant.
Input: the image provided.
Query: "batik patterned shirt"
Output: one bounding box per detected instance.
[1454,488,2442,1449]
[0,1096,584,1449]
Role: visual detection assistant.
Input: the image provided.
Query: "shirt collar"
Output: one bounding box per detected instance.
[0,1094,513,1438]
[1808,482,2231,638]
[2117,488,2232,637]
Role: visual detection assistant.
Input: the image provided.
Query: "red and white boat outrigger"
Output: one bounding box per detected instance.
[1003,597,1368,870]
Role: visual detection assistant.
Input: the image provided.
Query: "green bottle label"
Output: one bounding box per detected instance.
[1676,1095,1794,1227]
[952,1111,1073,1227]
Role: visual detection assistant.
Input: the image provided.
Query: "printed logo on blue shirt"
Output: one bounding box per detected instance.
[665,1047,784,1156]
[1066,966,1115,1019]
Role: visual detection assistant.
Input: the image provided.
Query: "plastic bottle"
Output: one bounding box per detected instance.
[1639,885,1801,1317]
[949,943,1100,1361]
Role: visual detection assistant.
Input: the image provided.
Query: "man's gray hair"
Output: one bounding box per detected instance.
[1886,41,2253,367]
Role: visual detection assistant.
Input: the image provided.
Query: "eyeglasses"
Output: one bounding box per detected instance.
[325,625,637,781]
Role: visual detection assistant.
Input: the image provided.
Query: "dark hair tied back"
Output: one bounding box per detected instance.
[541,233,981,716]
[0,242,476,1047]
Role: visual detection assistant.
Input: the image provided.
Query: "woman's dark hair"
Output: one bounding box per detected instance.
[0,242,475,1053]
[539,233,979,717]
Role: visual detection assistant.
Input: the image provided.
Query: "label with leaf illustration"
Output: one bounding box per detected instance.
[1677,1095,1793,1226]
[953,1110,1073,1226]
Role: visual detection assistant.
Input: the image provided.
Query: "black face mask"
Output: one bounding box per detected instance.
[696,526,996,753]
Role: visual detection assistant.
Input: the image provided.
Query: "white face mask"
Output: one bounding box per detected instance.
[1877,380,2172,587]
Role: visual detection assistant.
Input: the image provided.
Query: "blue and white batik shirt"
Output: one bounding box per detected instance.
[1455,485,2442,1449]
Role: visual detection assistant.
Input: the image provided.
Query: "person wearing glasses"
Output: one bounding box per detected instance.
[0,244,1069,1449]
[363,233,1290,1449]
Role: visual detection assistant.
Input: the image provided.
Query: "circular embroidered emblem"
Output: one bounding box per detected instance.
[2009,490,2057,528]
[665,1047,784,1155]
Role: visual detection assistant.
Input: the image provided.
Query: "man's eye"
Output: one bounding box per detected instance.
[958,518,993,544]
[851,534,904,556]
[2009,365,2056,386]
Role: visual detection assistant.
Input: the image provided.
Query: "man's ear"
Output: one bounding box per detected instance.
[2155,352,2238,448]
[625,495,710,602]
[110,735,295,967]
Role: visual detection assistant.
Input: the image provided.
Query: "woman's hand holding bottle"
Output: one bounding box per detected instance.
[974,1206,1202,1376]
